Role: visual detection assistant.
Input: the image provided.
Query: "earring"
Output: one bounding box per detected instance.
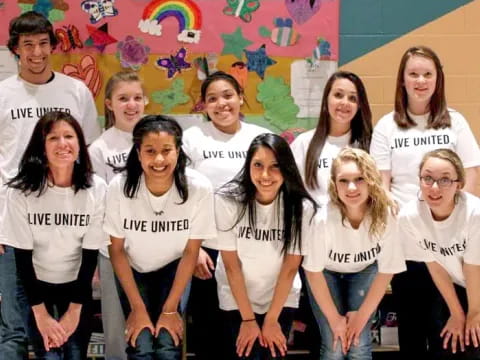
[417,189,424,202]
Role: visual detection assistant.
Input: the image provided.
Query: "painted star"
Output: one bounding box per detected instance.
[85,23,117,52]
[244,44,277,79]
[151,79,190,113]
[221,27,253,60]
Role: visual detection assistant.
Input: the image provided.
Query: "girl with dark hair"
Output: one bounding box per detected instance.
[104,115,216,360]
[89,70,147,360]
[304,148,405,359]
[399,149,480,359]
[209,133,318,359]
[370,46,480,357]
[0,111,107,359]
[183,71,270,359]
[291,70,373,205]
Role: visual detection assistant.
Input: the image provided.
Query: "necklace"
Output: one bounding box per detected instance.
[145,185,172,216]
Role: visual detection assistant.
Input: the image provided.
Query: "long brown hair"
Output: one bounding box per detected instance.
[304,71,372,190]
[393,45,450,129]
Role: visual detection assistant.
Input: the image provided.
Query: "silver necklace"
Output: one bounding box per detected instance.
[145,186,172,216]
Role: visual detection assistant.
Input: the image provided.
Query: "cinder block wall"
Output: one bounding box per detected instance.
[339,0,480,139]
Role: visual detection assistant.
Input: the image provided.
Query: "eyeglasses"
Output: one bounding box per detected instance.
[420,176,459,188]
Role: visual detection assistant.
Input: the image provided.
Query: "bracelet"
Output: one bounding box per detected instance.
[242,318,256,322]
[162,311,178,315]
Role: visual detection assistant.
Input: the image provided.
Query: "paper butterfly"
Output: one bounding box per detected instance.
[223,0,260,23]
[55,25,83,52]
[81,0,118,24]
[156,48,191,79]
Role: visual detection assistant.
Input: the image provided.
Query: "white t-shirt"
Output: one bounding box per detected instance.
[210,194,318,314]
[103,169,217,273]
[399,192,480,287]
[182,121,270,190]
[89,126,132,183]
[1,176,108,284]
[370,110,480,207]
[89,126,132,257]
[303,202,406,274]
[0,73,100,220]
[291,129,351,204]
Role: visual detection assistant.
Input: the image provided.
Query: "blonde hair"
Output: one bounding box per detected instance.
[419,149,465,189]
[104,71,145,129]
[328,148,394,239]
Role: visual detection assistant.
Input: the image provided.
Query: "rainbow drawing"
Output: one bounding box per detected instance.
[138,0,203,43]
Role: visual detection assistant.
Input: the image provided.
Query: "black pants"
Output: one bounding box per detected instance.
[393,261,480,360]
[392,261,434,358]
[222,307,295,360]
[188,248,227,360]
[429,283,480,360]
[28,281,93,360]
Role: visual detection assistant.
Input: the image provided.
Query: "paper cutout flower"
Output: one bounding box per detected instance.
[117,36,150,70]
[152,79,189,113]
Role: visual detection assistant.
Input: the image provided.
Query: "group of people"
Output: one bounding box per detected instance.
[0,10,479,360]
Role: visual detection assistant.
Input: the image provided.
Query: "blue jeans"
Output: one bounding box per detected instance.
[222,307,295,360]
[307,263,378,360]
[27,281,93,360]
[0,245,29,360]
[116,259,183,360]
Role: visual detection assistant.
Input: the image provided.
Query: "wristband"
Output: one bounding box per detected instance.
[242,318,256,322]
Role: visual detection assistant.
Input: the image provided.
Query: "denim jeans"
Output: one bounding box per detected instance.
[307,263,378,360]
[0,245,29,360]
[222,307,295,360]
[116,259,183,360]
[27,281,93,360]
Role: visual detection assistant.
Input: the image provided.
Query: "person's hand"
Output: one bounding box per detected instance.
[441,313,466,353]
[261,316,287,357]
[236,319,263,358]
[328,313,348,354]
[346,311,369,350]
[155,312,183,346]
[0,245,5,255]
[59,304,82,338]
[32,305,68,351]
[465,310,480,348]
[125,307,155,347]
[193,248,214,280]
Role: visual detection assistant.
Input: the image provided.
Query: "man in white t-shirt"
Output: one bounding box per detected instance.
[0,11,100,359]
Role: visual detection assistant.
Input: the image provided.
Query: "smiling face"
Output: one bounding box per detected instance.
[420,157,460,220]
[15,33,53,83]
[204,79,243,134]
[327,78,359,134]
[403,55,437,114]
[106,81,145,133]
[45,120,80,171]
[138,131,179,193]
[334,160,369,217]
[250,146,284,205]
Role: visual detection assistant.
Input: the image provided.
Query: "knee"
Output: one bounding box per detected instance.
[155,328,181,359]
[320,342,344,360]
[127,328,154,356]
[347,341,372,360]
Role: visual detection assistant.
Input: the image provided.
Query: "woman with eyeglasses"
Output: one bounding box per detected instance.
[370,46,480,357]
[399,149,480,359]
